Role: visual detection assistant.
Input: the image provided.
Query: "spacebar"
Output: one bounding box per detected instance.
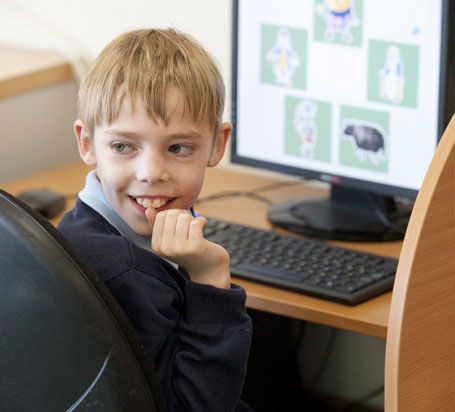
[236,264,302,282]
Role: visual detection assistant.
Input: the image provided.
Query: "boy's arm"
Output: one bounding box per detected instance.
[107,264,252,412]
[171,281,252,411]
[144,208,253,410]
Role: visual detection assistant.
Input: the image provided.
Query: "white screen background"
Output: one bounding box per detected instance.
[235,0,444,192]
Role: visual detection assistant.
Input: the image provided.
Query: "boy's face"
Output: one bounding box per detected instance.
[75,90,230,236]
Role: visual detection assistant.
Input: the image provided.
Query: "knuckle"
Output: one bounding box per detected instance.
[189,218,203,231]
[180,214,193,225]
[169,209,182,218]
[166,209,176,217]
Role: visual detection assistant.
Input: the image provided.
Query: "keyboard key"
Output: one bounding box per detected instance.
[237,264,303,282]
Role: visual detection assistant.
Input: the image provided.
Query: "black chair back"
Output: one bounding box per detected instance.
[0,190,167,411]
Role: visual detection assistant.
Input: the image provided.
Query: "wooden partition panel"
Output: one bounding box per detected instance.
[385,116,455,411]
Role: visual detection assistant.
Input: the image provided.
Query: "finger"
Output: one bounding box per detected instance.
[151,210,166,250]
[188,216,208,243]
[161,209,184,250]
[145,207,158,228]
[175,212,193,241]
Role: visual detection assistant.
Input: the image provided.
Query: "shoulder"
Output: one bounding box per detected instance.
[58,198,116,240]
[57,199,185,288]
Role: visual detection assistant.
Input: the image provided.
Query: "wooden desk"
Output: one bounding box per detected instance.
[1,161,402,339]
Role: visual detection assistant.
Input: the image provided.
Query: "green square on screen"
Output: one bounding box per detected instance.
[261,24,308,90]
[367,39,419,108]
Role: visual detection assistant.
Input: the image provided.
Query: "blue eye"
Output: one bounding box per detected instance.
[169,144,192,155]
[112,142,133,153]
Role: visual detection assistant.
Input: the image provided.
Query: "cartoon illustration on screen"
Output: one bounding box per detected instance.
[315,0,360,43]
[379,46,405,104]
[285,96,331,162]
[293,100,318,158]
[342,120,387,164]
[367,40,418,108]
[265,28,300,86]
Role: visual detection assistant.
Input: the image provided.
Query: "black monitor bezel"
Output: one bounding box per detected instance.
[230,0,454,200]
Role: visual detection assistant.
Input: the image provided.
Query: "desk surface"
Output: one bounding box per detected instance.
[1,161,402,338]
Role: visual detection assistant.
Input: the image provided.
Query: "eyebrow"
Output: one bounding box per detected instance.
[167,132,203,140]
[104,130,139,139]
[104,129,202,140]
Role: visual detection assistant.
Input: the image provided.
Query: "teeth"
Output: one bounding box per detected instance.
[138,197,168,209]
[142,199,152,208]
[152,199,163,208]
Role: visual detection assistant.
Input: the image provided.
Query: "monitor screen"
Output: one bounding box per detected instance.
[231,0,454,241]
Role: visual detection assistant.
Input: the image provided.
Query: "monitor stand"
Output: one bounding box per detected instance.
[268,185,412,242]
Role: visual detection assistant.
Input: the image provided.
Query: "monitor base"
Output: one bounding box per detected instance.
[268,186,412,242]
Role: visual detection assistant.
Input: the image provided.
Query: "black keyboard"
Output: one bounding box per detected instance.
[203,217,397,305]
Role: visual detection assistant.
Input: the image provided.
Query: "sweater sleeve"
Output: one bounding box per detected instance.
[106,268,252,412]
[170,281,252,412]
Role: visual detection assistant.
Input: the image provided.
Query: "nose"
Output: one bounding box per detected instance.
[136,149,170,184]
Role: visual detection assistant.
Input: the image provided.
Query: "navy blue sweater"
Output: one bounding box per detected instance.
[58,199,252,412]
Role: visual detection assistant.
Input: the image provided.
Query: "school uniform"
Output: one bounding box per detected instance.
[57,171,253,412]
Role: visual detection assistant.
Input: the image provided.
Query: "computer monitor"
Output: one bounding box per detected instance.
[231,0,454,241]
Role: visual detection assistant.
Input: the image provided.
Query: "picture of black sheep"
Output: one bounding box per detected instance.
[344,124,385,152]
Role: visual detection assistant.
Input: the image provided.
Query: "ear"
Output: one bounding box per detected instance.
[207,122,232,167]
[74,119,97,166]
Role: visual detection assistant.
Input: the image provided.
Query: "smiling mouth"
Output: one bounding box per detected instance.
[133,197,174,209]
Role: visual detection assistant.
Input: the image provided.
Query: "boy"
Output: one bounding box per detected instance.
[58,28,252,411]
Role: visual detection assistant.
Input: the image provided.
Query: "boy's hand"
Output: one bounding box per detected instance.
[146,208,231,289]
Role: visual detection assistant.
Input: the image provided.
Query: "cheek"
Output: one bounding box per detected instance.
[98,156,132,186]
[176,164,206,197]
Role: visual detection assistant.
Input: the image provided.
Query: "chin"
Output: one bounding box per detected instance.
[133,225,153,237]
[123,217,151,237]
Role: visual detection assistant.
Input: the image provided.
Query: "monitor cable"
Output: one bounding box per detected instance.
[194,178,309,207]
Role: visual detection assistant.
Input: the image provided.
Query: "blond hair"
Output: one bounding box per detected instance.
[78,28,225,135]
